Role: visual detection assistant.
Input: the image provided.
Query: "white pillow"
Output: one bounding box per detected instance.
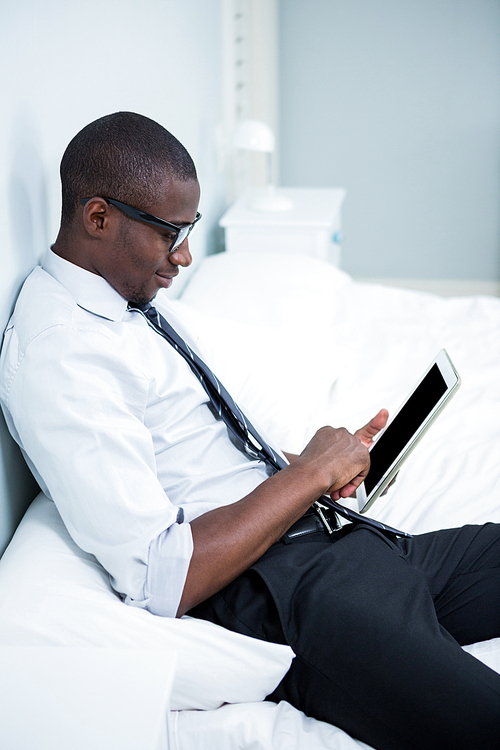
[0,493,293,711]
[180,251,352,330]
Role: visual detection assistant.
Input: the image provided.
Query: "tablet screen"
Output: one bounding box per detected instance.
[363,364,447,496]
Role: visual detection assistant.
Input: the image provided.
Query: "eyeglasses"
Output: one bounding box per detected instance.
[80,198,201,253]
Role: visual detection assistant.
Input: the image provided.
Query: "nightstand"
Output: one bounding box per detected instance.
[219,187,346,266]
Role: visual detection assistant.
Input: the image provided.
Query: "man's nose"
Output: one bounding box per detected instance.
[170,240,192,268]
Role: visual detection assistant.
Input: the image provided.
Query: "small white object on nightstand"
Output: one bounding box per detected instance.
[219,187,346,266]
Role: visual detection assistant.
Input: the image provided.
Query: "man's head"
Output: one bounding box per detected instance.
[55,112,200,305]
[60,111,197,228]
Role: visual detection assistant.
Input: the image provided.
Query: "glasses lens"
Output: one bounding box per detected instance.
[171,224,192,252]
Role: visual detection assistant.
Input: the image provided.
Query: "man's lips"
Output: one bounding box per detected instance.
[155,271,178,287]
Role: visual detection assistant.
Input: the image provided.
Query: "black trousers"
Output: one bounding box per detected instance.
[189,521,500,750]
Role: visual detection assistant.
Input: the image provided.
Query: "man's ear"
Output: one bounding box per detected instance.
[81,198,113,237]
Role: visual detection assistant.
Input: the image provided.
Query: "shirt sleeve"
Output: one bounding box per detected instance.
[3,320,193,612]
[141,519,194,617]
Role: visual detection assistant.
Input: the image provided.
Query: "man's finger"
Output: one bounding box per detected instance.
[354,409,389,447]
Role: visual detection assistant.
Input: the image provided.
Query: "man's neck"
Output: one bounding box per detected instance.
[51,230,99,276]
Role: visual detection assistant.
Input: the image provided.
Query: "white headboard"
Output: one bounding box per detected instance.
[0,419,39,557]
[0,274,41,556]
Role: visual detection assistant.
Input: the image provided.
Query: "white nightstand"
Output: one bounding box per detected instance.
[219,187,346,266]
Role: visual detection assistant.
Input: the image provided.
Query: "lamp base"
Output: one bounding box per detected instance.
[247,186,294,213]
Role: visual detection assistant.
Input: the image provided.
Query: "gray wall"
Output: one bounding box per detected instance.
[279,0,500,280]
[0,0,226,555]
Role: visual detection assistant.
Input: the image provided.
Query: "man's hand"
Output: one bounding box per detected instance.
[284,411,389,500]
[296,425,371,501]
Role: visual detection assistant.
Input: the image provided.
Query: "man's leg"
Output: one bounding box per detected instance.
[401,522,500,645]
[190,523,500,750]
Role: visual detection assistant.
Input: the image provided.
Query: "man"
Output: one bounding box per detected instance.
[1,112,499,750]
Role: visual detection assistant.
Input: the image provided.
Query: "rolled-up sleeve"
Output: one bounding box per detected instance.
[140,518,194,617]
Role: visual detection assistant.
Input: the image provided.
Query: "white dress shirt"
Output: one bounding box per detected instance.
[0,250,272,617]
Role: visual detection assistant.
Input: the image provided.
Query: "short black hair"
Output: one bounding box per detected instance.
[60,112,197,227]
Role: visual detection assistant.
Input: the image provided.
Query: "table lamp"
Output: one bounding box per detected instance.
[233,119,293,212]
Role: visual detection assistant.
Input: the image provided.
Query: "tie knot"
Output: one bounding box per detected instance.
[127,301,151,312]
[128,302,159,326]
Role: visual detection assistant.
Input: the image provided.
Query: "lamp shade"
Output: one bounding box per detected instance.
[233,119,275,153]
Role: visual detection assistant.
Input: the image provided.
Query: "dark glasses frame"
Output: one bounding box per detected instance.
[80,197,201,253]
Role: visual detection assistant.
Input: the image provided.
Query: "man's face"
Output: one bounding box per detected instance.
[93,177,200,305]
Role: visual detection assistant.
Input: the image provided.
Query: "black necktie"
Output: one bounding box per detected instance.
[129,302,411,539]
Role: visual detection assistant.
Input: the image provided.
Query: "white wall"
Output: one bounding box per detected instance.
[279,0,500,281]
[0,0,226,554]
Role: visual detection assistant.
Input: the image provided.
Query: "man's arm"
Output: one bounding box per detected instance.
[176,425,370,616]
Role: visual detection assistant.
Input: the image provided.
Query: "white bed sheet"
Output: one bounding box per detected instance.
[1,251,500,750]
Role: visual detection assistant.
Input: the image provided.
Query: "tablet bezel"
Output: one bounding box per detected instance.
[357,349,461,514]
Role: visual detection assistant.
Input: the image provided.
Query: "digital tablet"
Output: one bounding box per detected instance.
[357,349,461,514]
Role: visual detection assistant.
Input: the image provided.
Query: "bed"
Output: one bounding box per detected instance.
[1,251,499,749]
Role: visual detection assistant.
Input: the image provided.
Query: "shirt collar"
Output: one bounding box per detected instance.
[42,248,129,322]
